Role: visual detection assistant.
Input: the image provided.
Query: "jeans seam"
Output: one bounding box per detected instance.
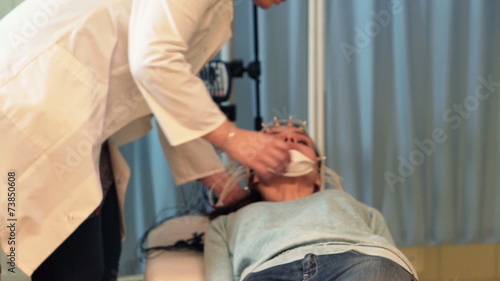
[302,254,318,281]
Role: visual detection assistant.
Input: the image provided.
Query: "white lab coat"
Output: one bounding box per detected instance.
[0,0,233,275]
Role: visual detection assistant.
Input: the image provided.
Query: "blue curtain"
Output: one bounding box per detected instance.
[254,0,500,247]
[323,0,499,246]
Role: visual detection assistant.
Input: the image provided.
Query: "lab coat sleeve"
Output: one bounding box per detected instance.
[204,218,235,281]
[156,121,225,185]
[128,0,227,146]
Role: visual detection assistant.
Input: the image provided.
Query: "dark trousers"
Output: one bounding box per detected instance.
[32,184,122,281]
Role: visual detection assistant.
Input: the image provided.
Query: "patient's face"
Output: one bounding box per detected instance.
[252,125,320,201]
[267,126,317,161]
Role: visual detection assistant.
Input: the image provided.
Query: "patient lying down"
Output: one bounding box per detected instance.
[204,117,418,281]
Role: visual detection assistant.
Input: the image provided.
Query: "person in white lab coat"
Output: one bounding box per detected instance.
[0,0,289,280]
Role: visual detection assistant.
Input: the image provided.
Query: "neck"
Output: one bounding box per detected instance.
[257,177,316,202]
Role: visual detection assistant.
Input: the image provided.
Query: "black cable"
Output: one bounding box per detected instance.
[137,184,212,261]
[142,232,205,259]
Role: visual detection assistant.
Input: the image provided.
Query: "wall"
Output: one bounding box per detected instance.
[400,243,500,281]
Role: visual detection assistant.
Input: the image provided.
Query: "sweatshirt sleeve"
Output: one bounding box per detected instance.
[204,217,235,281]
[128,0,227,146]
[367,207,396,246]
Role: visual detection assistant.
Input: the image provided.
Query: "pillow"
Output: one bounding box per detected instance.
[144,215,210,281]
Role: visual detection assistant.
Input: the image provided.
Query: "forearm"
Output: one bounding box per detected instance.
[202,120,235,149]
[198,171,248,204]
[203,120,291,181]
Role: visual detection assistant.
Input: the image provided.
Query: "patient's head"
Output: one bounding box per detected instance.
[249,122,322,202]
[209,117,328,219]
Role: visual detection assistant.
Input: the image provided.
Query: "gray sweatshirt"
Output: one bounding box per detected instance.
[204,189,417,281]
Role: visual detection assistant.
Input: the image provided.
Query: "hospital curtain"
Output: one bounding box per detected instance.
[257,0,500,246]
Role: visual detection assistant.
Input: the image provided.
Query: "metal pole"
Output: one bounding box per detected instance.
[253,4,262,131]
[308,0,326,154]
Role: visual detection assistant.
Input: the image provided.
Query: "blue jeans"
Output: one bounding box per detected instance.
[244,250,417,281]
